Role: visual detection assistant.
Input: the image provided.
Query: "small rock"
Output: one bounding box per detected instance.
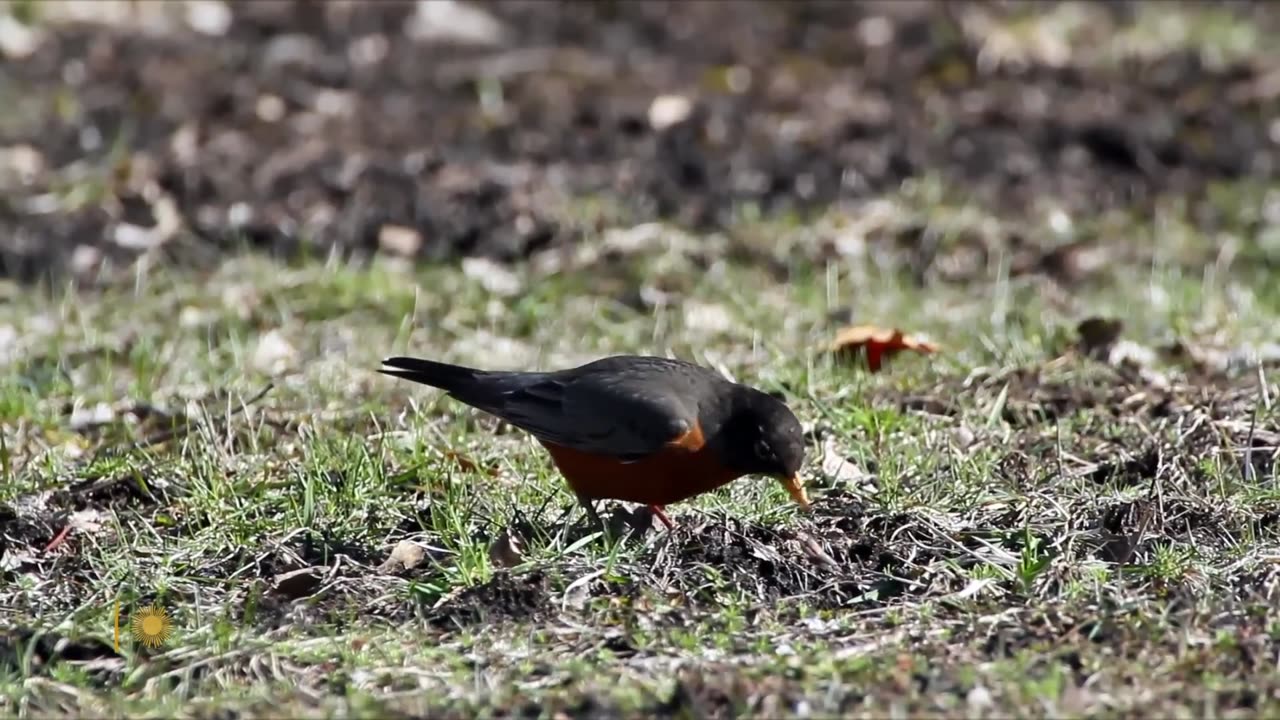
[1108,339,1157,369]
[349,33,389,67]
[255,94,287,123]
[602,222,668,255]
[648,94,693,131]
[112,222,163,250]
[408,0,506,46]
[179,306,214,328]
[70,244,103,276]
[314,89,356,117]
[252,329,297,375]
[69,402,116,431]
[263,34,323,70]
[170,124,200,166]
[462,256,523,297]
[683,301,733,334]
[857,16,894,48]
[221,284,261,320]
[724,65,752,94]
[0,325,16,364]
[952,424,976,449]
[1,144,45,184]
[0,14,43,60]
[380,540,427,573]
[820,437,866,485]
[966,685,994,710]
[68,509,106,534]
[378,224,423,258]
[1047,207,1073,236]
[185,0,232,36]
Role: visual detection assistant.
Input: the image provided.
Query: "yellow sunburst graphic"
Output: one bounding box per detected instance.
[129,605,172,649]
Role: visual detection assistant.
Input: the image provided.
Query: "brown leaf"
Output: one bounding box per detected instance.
[829,324,939,372]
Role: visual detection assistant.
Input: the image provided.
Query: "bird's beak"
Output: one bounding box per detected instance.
[780,473,811,509]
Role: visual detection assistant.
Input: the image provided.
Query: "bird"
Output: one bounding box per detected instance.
[378,354,811,529]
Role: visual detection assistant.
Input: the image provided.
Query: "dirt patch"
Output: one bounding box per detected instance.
[421,490,935,632]
[642,492,918,606]
[427,569,554,630]
[3,2,1280,283]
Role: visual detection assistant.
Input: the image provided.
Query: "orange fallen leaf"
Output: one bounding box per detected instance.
[829,325,940,372]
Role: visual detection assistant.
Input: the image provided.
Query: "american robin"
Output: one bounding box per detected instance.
[379,354,810,529]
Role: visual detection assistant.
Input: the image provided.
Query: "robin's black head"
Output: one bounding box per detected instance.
[718,386,810,507]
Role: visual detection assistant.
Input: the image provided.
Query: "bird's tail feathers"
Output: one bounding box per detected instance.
[378,356,527,409]
[379,356,482,392]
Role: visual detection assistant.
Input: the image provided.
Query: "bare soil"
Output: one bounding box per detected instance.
[3,1,1280,283]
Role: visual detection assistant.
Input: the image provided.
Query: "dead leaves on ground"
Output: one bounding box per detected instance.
[825,314,1277,380]
[828,324,941,372]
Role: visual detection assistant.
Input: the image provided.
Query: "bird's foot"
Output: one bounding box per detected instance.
[648,504,675,530]
[574,492,606,534]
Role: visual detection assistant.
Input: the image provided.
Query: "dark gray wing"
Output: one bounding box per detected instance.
[488,357,713,461]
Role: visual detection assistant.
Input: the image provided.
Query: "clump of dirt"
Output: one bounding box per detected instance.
[3,1,1280,283]
[426,570,554,630]
[645,491,914,606]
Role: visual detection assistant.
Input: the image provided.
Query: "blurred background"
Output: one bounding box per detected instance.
[2,0,1278,287]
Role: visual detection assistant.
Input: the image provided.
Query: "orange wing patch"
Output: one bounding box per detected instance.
[829,324,939,372]
[664,421,707,452]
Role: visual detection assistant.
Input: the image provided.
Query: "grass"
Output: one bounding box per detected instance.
[2,188,1279,718]
[3,0,1280,713]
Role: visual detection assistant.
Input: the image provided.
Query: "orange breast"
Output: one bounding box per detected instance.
[538,423,744,506]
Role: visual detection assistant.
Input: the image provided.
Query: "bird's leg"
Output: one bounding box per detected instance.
[648,504,675,530]
[575,491,604,532]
